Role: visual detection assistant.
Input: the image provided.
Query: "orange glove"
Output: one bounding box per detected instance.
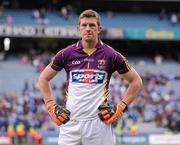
[47,102,71,126]
[98,102,127,125]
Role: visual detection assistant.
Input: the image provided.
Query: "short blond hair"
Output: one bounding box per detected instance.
[78,9,101,26]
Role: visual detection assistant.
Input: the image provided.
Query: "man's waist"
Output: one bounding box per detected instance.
[70,114,98,121]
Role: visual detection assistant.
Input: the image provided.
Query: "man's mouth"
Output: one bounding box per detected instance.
[86,34,92,36]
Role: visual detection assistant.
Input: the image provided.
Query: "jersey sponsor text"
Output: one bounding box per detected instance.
[71,70,106,84]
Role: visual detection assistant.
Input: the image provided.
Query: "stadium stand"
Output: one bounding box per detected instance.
[0,56,66,94]
[0,55,179,132]
[0,10,179,30]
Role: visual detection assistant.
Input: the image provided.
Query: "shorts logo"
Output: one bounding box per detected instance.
[71,70,106,84]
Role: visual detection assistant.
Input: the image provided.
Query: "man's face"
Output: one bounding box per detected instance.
[77,17,102,42]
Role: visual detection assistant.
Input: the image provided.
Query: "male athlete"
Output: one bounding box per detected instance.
[38,9,142,145]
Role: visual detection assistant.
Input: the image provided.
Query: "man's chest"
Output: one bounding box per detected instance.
[64,52,111,71]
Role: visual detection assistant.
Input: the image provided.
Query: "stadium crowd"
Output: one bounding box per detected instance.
[0,54,180,140]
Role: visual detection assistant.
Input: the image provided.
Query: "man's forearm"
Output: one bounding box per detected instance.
[38,78,55,107]
[98,77,142,125]
[121,78,142,105]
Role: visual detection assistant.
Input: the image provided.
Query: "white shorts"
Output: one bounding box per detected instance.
[58,117,115,145]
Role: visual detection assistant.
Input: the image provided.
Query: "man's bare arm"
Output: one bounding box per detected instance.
[38,64,58,107]
[38,64,71,126]
[98,67,142,125]
[121,67,143,106]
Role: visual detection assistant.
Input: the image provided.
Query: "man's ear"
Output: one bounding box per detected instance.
[98,26,103,34]
[77,25,80,32]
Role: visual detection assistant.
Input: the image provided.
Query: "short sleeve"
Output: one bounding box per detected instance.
[113,51,131,74]
[50,50,65,71]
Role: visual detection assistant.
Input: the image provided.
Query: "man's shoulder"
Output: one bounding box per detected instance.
[57,43,77,55]
[63,43,77,52]
[102,42,117,55]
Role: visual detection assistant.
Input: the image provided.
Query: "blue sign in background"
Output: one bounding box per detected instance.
[124,28,180,40]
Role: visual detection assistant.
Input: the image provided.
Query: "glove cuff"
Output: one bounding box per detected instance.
[45,99,55,105]
[121,101,128,112]
[47,101,56,111]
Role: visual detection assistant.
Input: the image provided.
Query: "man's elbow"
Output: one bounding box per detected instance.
[38,75,45,88]
[37,76,42,89]
[136,76,143,90]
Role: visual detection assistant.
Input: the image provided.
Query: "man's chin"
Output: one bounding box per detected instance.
[84,37,94,42]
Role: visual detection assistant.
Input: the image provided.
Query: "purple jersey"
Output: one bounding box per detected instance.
[51,39,131,120]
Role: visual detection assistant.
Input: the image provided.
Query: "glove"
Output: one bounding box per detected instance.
[48,102,71,126]
[98,103,127,125]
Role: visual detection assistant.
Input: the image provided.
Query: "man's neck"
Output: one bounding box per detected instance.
[82,39,98,50]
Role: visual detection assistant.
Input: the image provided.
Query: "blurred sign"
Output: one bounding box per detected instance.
[125,29,146,39]
[0,136,11,145]
[149,134,180,144]
[146,29,174,40]
[37,130,59,144]
[124,28,180,40]
[44,136,59,144]
[117,135,148,144]
[0,25,123,39]
[105,27,124,39]
[0,25,79,38]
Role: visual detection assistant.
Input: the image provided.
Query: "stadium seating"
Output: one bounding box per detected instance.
[0,10,179,30]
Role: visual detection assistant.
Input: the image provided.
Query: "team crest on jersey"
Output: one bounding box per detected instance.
[71,70,106,84]
[97,59,106,69]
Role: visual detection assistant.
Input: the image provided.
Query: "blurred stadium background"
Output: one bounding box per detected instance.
[0,0,180,145]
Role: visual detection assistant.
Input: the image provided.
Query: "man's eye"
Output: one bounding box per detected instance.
[82,24,86,27]
[90,24,96,27]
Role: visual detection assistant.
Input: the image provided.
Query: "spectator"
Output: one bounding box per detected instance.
[0,5,4,17]
[32,9,40,20]
[159,8,166,20]
[170,13,178,25]
[6,15,13,24]
[32,8,49,25]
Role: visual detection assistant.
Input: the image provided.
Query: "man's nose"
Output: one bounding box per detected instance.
[85,25,91,31]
